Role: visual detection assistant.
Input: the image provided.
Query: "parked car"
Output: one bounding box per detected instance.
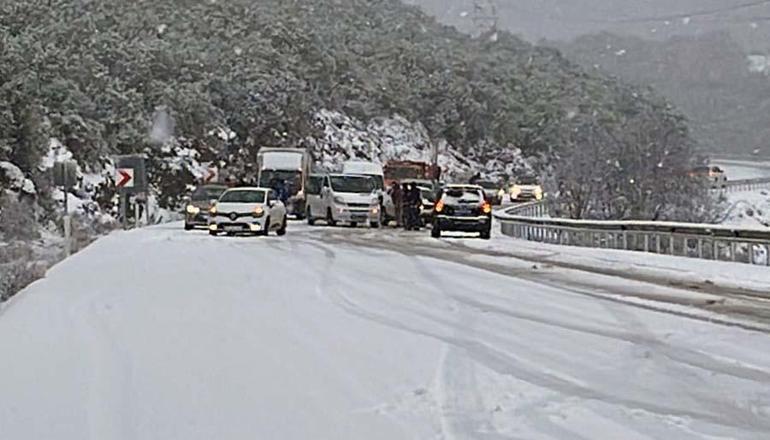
[208,187,287,236]
[417,185,437,225]
[305,174,380,228]
[689,165,727,189]
[431,184,492,239]
[509,176,544,202]
[475,180,505,205]
[184,184,227,230]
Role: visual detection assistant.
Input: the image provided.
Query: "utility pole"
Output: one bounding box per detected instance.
[53,161,77,257]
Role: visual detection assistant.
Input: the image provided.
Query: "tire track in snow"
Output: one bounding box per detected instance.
[298,237,770,435]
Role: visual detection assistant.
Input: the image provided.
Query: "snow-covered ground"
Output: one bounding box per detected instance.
[712,159,770,181]
[721,188,770,229]
[2,223,770,439]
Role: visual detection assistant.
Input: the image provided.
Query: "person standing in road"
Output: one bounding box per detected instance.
[390,182,403,227]
[401,182,411,229]
[405,183,422,231]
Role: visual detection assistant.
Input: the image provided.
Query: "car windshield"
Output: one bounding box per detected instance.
[370,175,385,191]
[444,189,482,203]
[420,188,436,202]
[219,190,266,204]
[476,181,499,190]
[307,176,324,195]
[330,176,374,193]
[191,186,227,201]
[259,170,302,194]
[517,176,539,185]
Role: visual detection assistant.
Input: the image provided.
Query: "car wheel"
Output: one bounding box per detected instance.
[431,225,441,238]
[277,216,287,236]
[184,223,193,231]
[370,221,380,229]
[350,222,358,228]
[480,227,491,240]
[307,207,315,226]
[326,208,337,227]
[209,230,218,236]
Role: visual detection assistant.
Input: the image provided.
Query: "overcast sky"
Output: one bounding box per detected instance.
[410,0,770,50]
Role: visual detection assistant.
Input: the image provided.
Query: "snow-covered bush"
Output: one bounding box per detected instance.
[0,257,47,303]
[0,193,40,241]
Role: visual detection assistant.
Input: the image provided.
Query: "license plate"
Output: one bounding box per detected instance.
[455,209,471,216]
[224,225,242,232]
[352,215,367,221]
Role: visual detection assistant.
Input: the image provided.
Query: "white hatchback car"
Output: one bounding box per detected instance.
[306,174,380,227]
[208,187,287,236]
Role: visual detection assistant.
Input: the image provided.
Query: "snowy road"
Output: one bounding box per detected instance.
[712,159,770,180]
[2,223,770,439]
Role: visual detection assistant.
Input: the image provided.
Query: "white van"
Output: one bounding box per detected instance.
[342,161,391,224]
[306,174,380,228]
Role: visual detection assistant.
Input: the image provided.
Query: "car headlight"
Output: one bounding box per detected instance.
[497,189,505,198]
[209,205,218,215]
[186,205,200,215]
[534,187,544,199]
[510,186,522,197]
[333,196,346,205]
[253,206,265,217]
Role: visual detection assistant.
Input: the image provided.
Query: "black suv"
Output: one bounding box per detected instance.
[431,185,492,239]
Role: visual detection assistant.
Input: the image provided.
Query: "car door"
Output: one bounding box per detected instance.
[321,176,332,213]
[307,176,324,217]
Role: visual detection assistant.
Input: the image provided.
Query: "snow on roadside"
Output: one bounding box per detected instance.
[460,224,770,296]
[721,189,770,229]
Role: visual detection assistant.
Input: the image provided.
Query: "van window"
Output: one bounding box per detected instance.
[306,176,323,195]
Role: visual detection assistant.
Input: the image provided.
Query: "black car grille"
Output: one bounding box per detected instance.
[213,212,253,220]
[348,203,371,208]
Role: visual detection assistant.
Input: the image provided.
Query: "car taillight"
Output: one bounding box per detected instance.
[482,202,492,214]
[435,200,445,213]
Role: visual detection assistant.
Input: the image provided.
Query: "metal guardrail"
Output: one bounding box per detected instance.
[722,177,770,193]
[494,202,770,266]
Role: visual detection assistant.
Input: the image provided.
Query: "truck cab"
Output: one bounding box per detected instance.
[257,148,312,218]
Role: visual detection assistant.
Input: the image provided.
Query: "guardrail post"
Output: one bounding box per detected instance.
[730,241,737,262]
[712,240,719,261]
[765,245,770,266]
[643,234,649,253]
